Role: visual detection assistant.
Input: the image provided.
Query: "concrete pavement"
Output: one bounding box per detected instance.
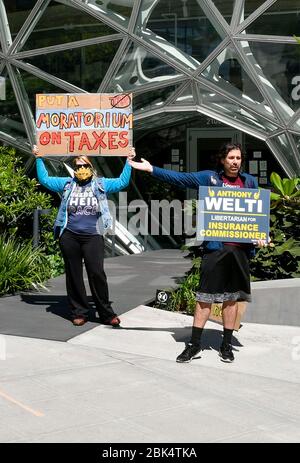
[1,249,300,443]
[1,305,300,443]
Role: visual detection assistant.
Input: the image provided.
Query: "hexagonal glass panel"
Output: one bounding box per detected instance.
[270,133,300,175]
[17,69,69,117]
[201,45,264,102]
[172,84,196,106]
[24,40,122,92]
[83,0,133,28]
[3,0,36,38]
[199,85,278,135]
[200,44,279,122]
[211,0,234,24]
[246,0,300,36]
[292,114,300,132]
[241,1,269,22]
[249,42,300,112]
[107,42,183,93]
[293,134,300,160]
[134,84,180,112]
[21,0,117,51]
[0,67,27,140]
[140,0,223,66]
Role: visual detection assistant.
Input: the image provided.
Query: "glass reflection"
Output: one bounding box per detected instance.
[24,40,122,92]
[211,0,234,24]
[22,1,116,51]
[18,69,68,116]
[242,1,268,22]
[4,0,37,37]
[270,133,300,174]
[0,68,27,140]
[174,85,195,105]
[249,42,300,112]
[246,0,300,36]
[201,45,264,105]
[108,42,182,92]
[145,0,223,64]
[200,86,277,134]
[134,85,178,112]
[293,134,300,157]
[83,0,133,27]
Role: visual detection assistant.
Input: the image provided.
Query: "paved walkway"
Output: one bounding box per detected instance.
[0,250,191,340]
[0,250,300,443]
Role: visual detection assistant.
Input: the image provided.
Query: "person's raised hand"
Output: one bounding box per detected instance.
[252,238,274,248]
[127,147,136,161]
[32,145,42,157]
[128,157,153,173]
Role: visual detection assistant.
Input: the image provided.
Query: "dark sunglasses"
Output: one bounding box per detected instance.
[74,164,91,170]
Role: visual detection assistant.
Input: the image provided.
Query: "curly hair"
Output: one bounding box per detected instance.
[216,142,246,171]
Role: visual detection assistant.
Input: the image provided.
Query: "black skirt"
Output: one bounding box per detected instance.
[196,245,251,303]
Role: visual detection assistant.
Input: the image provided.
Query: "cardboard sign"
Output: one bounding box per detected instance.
[197,186,270,243]
[36,93,133,156]
[209,302,247,331]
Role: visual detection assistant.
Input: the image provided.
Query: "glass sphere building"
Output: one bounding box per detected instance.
[1,0,300,179]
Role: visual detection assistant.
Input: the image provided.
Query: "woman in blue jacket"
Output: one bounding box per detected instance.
[34,147,134,327]
[129,142,267,363]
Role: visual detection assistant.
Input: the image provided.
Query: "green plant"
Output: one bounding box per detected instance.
[0,146,65,279]
[0,234,52,296]
[0,146,52,238]
[168,257,201,315]
[40,210,65,277]
[250,172,300,280]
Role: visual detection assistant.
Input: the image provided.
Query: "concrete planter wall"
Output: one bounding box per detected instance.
[245,279,300,327]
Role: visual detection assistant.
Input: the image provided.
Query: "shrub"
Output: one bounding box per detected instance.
[0,146,52,237]
[0,235,52,296]
[168,257,201,315]
[0,146,64,280]
[250,172,300,280]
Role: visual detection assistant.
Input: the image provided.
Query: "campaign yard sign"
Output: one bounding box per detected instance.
[36,93,133,156]
[197,186,270,243]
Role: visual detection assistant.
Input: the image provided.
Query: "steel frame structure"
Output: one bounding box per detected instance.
[0,0,299,176]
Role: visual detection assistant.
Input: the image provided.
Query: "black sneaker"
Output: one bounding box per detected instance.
[219,342,234,363]
[176,343,201,363]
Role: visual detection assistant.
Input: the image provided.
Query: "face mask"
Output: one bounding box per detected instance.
[74,166,93,181]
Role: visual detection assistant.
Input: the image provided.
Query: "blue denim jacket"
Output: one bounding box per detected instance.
[36,158,131,238]
[152,167,258,255]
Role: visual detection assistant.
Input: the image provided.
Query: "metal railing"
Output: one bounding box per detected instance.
[33,207,51,248]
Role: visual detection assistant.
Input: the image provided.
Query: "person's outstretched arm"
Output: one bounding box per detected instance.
[33,146,71,193]
[103,150,135,194]
[129,158,206,189]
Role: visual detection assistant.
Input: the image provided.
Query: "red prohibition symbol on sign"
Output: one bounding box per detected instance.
[110,94,132,108]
